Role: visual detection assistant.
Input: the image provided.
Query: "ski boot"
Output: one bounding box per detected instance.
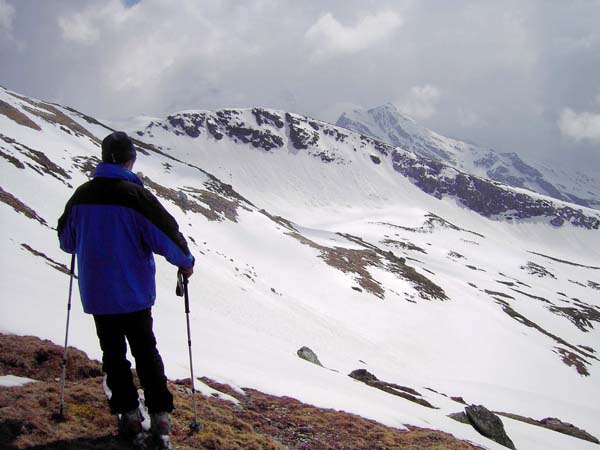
[118,409,148,449]
[150,412,174,450]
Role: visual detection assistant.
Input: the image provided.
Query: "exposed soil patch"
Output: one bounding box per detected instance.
[521,261,556,279]
[376,214,484,238]
[0,186,48,226]
[291,228,446,302]
[7,92,99,144]
[548,304,600,332]
[259,210,297,232]
[342,234,448,301]
[495,412,599,445]
[0,99,41,131]
[422,214,485,237]
[183,187,244,223]
[139,175,220,222]
[0,134,72,186]
[498,272,531,286]
[20,244,71,276]
[0,148,26,169]
[72,156,101,179]
[290,232,385,298]
[204,177,255,208]
[509,288,551,304]
[484,290,515,300]
[348,370,436,409]
[527,251,600,270]
[382,238,428,254]
[0,334,483,450]
[493,300,597,375]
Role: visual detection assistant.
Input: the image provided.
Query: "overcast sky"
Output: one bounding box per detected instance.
[1,0,599,170]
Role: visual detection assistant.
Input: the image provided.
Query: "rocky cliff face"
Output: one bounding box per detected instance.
[137,106,600,230]
[336,104,600,210]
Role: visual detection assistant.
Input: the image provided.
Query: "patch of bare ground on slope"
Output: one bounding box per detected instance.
[0,334,482,450]
[0,100,41,131]
[0,186,48,226]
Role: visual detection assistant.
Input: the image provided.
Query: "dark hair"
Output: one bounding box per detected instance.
[101,131,136,164]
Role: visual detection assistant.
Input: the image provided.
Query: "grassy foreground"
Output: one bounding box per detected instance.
[0,333,482,450]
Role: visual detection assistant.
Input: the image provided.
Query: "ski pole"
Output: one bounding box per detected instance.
[176,271,202,432]
[54,253,75,422]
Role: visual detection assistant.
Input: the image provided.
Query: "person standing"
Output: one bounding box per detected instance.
[58,131,194,449]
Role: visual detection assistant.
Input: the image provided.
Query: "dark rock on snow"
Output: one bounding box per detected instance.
[448,412,470,424]
[348,369,436,409]
[465,404,516,449]
[296,346,322,366]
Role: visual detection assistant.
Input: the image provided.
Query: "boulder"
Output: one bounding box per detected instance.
[465,405,516,449]
[348,369,378,383]
[539,417,599,444]
[448,412,470,424]
[296,347,322,366]
[348,369,436,409]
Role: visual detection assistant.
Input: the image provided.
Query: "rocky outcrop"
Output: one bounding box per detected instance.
[391,151,600,229]
[497,412,599,445]
[286,113,320,150]
[337,104,598,210]
[252,108,284,129]
[296,347,322,366]
[464,405,516,449]
[145,104,600,229]
[348,369,435,408]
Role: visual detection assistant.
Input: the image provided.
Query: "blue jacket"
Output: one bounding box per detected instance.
[58,163,194,315]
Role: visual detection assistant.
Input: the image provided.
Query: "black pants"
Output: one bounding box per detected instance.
[93,308,173,414]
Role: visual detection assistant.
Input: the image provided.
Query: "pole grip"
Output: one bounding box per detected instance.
[176,271,191,313]
[183,276,190,314]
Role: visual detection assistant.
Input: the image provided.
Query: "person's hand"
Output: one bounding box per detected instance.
[179,266,194,279]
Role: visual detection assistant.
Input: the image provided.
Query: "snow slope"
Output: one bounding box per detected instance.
[337,104,600,210]
[1,86,599,449]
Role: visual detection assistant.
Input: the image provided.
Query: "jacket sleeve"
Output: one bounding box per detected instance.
[57,200,76,254]
[137,190,195,269]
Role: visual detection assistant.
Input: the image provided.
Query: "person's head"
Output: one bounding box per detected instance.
[101,131,136,169]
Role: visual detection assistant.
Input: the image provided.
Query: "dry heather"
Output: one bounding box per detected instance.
[1,334,482,450]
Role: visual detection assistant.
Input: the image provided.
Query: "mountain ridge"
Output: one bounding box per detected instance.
[1,86,599,450]
[336,104,600,211]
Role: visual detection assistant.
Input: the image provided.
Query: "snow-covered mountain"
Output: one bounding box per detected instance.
[1,85,600,450]
[337,104,600,210]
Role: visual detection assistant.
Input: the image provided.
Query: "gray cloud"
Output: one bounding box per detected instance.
[0,0,15,35]
[397,85,441,120]
[1,0,599,171]
[559,109,600,142]
[305,10,403,61]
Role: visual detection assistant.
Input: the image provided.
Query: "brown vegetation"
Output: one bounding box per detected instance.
[7,91,99,145]
[72,156,101,179]
[493,299,598,375]
[20,244,71,276]
[0,100,41,131]
[0,334,482,450]
[0,134,72,186]
[496,412,599,444]
[0,186,48,226]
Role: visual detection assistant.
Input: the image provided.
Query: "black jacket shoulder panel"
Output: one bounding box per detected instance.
[59,178,190,255]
